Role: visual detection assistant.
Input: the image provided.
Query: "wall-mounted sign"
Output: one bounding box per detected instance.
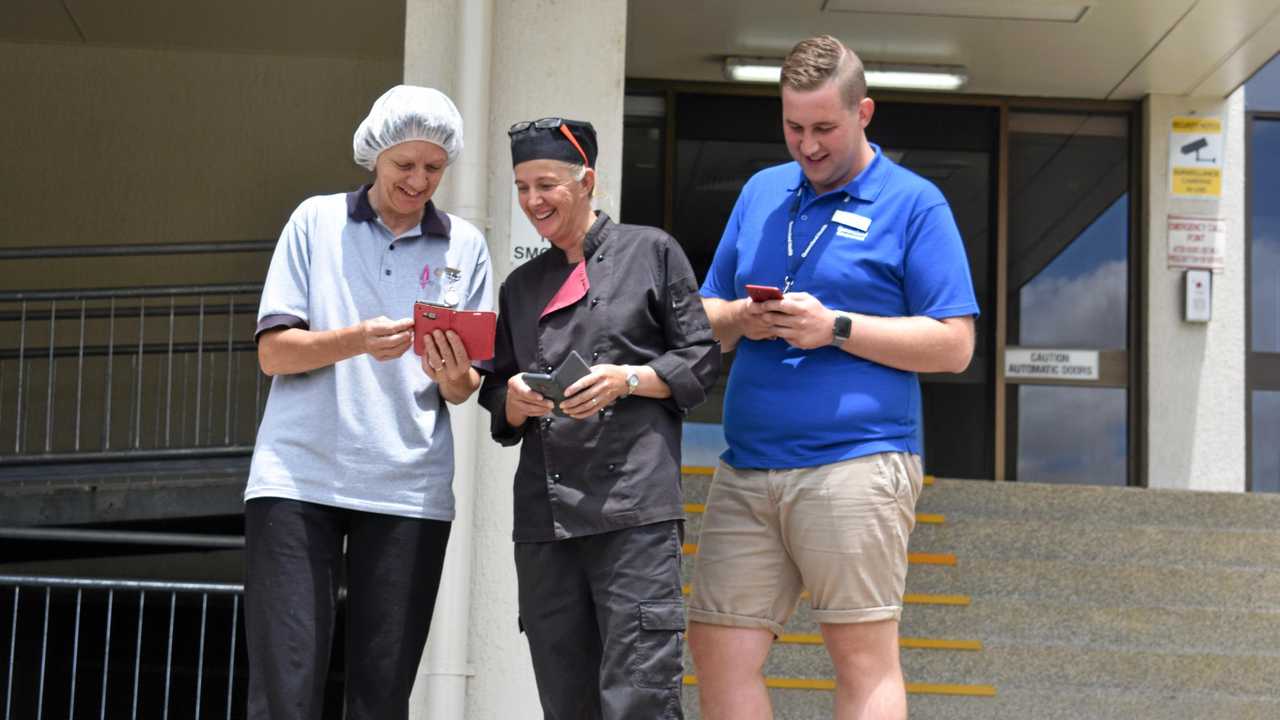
[1005,348,1099,381]
[510,186,551,267]
[1167,215,1226,270]
[1168,116,1222,198]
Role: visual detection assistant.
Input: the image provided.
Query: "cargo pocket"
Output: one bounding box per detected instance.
[631,599,686,689]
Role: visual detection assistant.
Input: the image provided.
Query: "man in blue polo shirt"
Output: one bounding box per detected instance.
[687,36,978,720]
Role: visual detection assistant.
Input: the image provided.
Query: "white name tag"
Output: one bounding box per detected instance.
[831,209,872,232]
[836,225,867,241]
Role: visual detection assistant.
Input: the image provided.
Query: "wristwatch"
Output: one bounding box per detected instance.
[624,367,641,396]
[831,312,853,346]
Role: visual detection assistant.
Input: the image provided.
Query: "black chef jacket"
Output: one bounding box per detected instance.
[479,213,720,542]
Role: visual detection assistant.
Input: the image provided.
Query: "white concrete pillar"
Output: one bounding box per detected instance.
[403,1,628,717]
[1143,90,1247,491]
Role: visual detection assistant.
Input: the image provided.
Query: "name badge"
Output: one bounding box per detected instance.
[836,225,867,241]
[832,209,872,232]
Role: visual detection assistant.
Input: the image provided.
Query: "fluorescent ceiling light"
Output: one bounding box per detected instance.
[724,57,968,92]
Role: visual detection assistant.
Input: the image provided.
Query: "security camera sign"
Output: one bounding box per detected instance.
[1168,116,1222,198]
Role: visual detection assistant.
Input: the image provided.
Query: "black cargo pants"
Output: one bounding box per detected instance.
[515,520,685,720]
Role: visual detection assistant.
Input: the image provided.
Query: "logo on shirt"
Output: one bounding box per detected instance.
[420,264,432,289]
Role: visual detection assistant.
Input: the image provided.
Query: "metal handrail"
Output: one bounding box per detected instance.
[0,575,243,594]
[0,241,274,261]
[0,283,263,303]
[0,529,244,548]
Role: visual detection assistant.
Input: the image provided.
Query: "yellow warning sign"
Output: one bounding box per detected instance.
[1169,116,1222,199]
[1172,168,1222,196]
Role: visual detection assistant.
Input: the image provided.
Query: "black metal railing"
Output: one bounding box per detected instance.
[0,241,273,466]
[1,574,247,720]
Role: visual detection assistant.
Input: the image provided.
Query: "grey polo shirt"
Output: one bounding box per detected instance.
[246,186,493,520]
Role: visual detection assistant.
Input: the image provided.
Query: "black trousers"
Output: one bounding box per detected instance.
[243,497,451,720]
[516,520,686,720]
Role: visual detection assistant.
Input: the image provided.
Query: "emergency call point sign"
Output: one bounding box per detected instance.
[1168,116,1223,198]
[1167,215,1226,271]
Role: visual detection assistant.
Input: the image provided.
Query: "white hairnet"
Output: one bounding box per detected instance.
[352,85,464,170]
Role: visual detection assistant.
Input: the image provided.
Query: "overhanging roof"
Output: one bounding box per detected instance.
[627,0,1280,99]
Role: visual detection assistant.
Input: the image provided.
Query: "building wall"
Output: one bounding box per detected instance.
[1143,90,1248,491]
[0,41,400,289]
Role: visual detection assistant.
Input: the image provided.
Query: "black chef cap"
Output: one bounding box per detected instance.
[509,118,597,169]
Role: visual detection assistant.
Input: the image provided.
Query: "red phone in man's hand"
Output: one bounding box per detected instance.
[745,284,784,302]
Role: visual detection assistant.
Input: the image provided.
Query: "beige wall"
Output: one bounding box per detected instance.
[0,41,400,290]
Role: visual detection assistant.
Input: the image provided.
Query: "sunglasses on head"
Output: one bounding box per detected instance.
[509,117,591,168]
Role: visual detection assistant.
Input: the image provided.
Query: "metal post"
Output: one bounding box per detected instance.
[162,592,175,720]
[103,298,115,450]
[69,588,82,717]
[14,301,26,454]
[75,300,86,451]
[131,592,145,720]
[5,587,18,720]
[37,587,49,719]
[100,590,114,720]
[44,299,56,453]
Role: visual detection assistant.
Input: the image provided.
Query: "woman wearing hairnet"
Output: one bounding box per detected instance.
[478,119,718,718]
[244,85,493,719]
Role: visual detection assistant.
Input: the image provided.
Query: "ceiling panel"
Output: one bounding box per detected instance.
[1110,0,1280,97]
[823,0,1091,23]
[626,0,1280,100]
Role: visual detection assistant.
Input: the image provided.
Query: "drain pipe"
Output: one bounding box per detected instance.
[414,0,493,718]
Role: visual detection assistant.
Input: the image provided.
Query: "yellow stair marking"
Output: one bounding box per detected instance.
[685,503,706,513]
[778,634,981,651]
[924,474,935,486]
[681,585,969,607]
[903,593,971,606]
[683,676,995,697]
[906,552,956,566]
[681,545,956,567]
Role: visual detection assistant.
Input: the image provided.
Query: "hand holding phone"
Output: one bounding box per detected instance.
[745,284,784,302]
[519,351,593,417]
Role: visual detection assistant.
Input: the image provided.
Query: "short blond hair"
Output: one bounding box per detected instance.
[780,35,866,108]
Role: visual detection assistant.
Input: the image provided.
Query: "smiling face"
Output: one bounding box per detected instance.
[513,159,596,257]
[369,140,448,229]
[781,80,875,195]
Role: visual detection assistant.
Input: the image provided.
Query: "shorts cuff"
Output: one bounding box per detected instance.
[687,607,785,638]
[810,605,901,625]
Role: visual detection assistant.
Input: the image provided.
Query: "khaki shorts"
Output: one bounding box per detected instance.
[687,452,923,636]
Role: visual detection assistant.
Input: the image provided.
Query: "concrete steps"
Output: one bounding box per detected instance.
[679,470,1280,719]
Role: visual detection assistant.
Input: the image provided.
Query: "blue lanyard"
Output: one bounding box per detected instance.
[784,187,828,293]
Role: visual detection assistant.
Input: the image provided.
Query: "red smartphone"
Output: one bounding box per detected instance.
[745,284,784,302]
[413,302,497,361]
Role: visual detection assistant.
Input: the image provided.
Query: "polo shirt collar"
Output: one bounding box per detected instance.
[789,142,891,203]
[346,184,451,237]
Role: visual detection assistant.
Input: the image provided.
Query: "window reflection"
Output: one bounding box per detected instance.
[1251,391,1280,492]
[1007,111,1130,485]
[1250,118,1280,353]
[1017,386,1127,486]
[1019,196,1128,348]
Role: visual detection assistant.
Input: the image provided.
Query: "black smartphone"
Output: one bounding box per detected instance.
[521,351,593,416]
[522,373,564,403]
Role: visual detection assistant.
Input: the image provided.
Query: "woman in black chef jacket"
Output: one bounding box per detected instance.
[478,117,719,719]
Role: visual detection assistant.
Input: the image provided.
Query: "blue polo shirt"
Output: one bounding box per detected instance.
[702,145,978,469]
